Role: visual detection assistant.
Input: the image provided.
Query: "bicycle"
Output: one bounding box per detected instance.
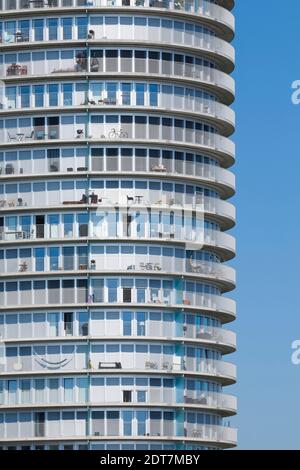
[108,127,128,139]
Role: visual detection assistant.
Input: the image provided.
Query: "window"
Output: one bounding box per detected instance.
[63,312,73,336]
[76,17,87,39]
[135,83,145,106]
[77,213,88,237]
[34,247,45,272]
[48,313,59,336]
[34,379,45,403]
[149,84,159,106]
[91,278,104,302]
[122,311,132,335]
[33,19,44,41]
[121,83,131,105]
[48,84,59,107]
[78,311,88,336]
[123,410,133,436]
[123,390,132,403]
[62,17,72,40]
[122,287,131,303]
[20,86,30,108]
[107,411,120,436]
[7,380,17,405]
[62,83,73,106]
[136,279,146,303]
[92,410,104,436]
[48,246,59,270]
[20,380,31,404]
[137,312,146,336]
[137,411,147,436]
[64,378,74,402]
[6,87,16,109]
[77,377,88,402]
[32,85,44,108]
[47,18,58,41]
[107,278,118,303]
[63,214,74,237]
[34,412,45,437]
[107,82,117,103]
[106,147,118,171]
[48,378,59,403]
[137,390,146,402]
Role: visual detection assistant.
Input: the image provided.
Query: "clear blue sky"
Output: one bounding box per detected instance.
[231,0,300,449]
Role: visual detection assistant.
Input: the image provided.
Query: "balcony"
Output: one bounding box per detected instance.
[1,60,235,103]
[78,292,236,319]
[0,30,30,44]
[0,1,235,40]
[0,255,236,292]
[1,319,236,350]
[0,223,235,260]
[0,96,235,134]
[0,281,236,319]
[184,391,236,413]
[0,351,236,383]
[0,130,235,168]
[0,392,237,415]
[0,161,235,198]
[185,424,237,446]
[6,126,59,143]
[0,28,234,72]
[0,194,235,229]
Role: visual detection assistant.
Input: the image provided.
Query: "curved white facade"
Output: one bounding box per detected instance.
[0,0,236,450]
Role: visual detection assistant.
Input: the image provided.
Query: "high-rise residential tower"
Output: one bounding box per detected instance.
[0,0,236,450]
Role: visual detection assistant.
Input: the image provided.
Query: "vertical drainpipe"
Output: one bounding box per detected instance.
[85,8,91,449]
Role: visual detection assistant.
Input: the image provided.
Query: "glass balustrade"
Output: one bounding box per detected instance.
[0,251,236,286]
[0,54,234,97]
[0,20,234,65]
[0,1,235,34]
[0,148,235,192]
[0,344,236,380]
[0,85,234,128]
[0,382,237,411]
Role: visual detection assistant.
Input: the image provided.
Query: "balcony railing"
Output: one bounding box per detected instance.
[0,420,237,446]
[0,286,236,317]
[0,162,235,193]
[0,391,237,412]
[0,353,236,381]
[0,321,236,347]
[0,96,235,130]
[0,1,235,33]
[0,228,235,260]
[0,194,234,224]
[0,27,234,66]
[0,254,236,287]
[1,126,233,153]
[1,61,235,98]
[185,424,237,443]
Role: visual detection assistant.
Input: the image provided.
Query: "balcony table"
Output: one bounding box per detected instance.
[4,231,25,240]
[14,32,28,43]
[26,0,48,7]
[98,362,122,369]
[134,195,143,204]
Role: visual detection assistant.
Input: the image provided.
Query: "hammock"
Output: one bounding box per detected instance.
[33,350,73,369]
